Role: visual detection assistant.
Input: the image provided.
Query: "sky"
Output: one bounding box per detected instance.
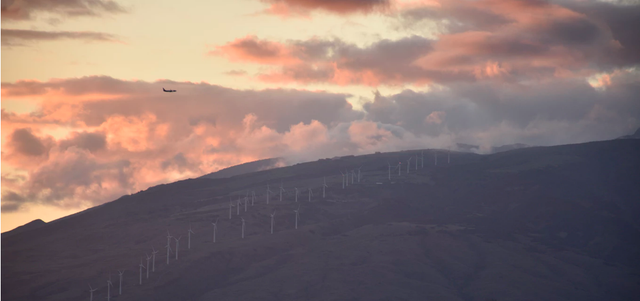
[1,0,639,231]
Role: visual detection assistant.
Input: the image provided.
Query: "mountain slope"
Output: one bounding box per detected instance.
[2,140,640,301]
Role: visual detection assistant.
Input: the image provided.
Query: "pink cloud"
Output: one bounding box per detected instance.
[214,0,633,87]
[260,0,391,17]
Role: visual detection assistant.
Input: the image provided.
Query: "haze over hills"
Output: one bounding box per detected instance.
[2,139,640,301]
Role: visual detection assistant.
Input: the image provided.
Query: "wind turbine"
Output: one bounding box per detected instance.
[244,194,248,212]
[351,170,355,184]
[294,187,299,202]
[229,200,233,219]
[251,191,256,206]
[174,236,182,260]
[266,184,273,204]
[151,248,158,272]
[138,259,145,285]
[212,218,218,243]
[145,253,152,278]
[88,284,97,301]
[357,167,362,183]
[345,170,349,187]
[107,275,114,301]
[323,177,328,198]
[308,188,313,202]
[188,224,195,249]
[407,157,412,173]
[279,182,285,202]
[117,270,124,295]
[241,217,245,239]
[340,171,345,189]
[294,205,300,229]
[165,231,172,264]
[236,197,241,215]
[398,162,402,176]
[270,210,276,234]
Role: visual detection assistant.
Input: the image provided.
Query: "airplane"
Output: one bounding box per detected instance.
[163,88,177,92]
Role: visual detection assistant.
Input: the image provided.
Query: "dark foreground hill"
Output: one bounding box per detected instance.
[2,140,640,301]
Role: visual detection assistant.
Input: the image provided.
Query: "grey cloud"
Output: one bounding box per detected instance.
[59,131,107,153]
[1,191,26,212]
[161,153,200,173]
[9,128,50,157]
[1,0,126,21]
[1,29,121,47]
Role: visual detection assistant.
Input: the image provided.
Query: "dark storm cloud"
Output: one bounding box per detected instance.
[1,0,126,21]
[559,0,640,66]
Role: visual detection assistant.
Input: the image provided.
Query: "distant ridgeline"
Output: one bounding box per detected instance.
[199,158,286,179]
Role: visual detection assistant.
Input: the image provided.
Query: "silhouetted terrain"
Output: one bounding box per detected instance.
[199,158,285,179]
[2,219,46,238]
[491,143,529,153]
[2,140,640,301]
[618,127,640,139]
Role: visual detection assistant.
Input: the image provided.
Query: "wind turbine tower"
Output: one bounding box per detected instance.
[345,170,349,187]
[267,184,273,204]
[188,224,195,249]
[151,248,158,272]
[117,270,124,295]
[174,236,182,260]
[308,188,313,202]
[407,157,412,173]
[294,205,300,229]
[212,218,218,243]
[270,210,276,234]
[236,198,241,215]
[106,276,114,301]
[88,284,97,301]
[351,170,355,184]
[323,177,328,198]
[357,167,362,183]
[138,259,145,285]
[294,187,299,202]
[229,200,233,219]
[340,171,345,189]
[244,196,248,212]
[145,254,152,278]
[165,231,172,264]
[241,217,245,239]
[280,182,285,202]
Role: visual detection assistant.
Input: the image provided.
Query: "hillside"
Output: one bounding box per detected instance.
[2,141,640,301]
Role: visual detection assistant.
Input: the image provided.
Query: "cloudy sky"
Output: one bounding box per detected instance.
[2,0,639,231]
